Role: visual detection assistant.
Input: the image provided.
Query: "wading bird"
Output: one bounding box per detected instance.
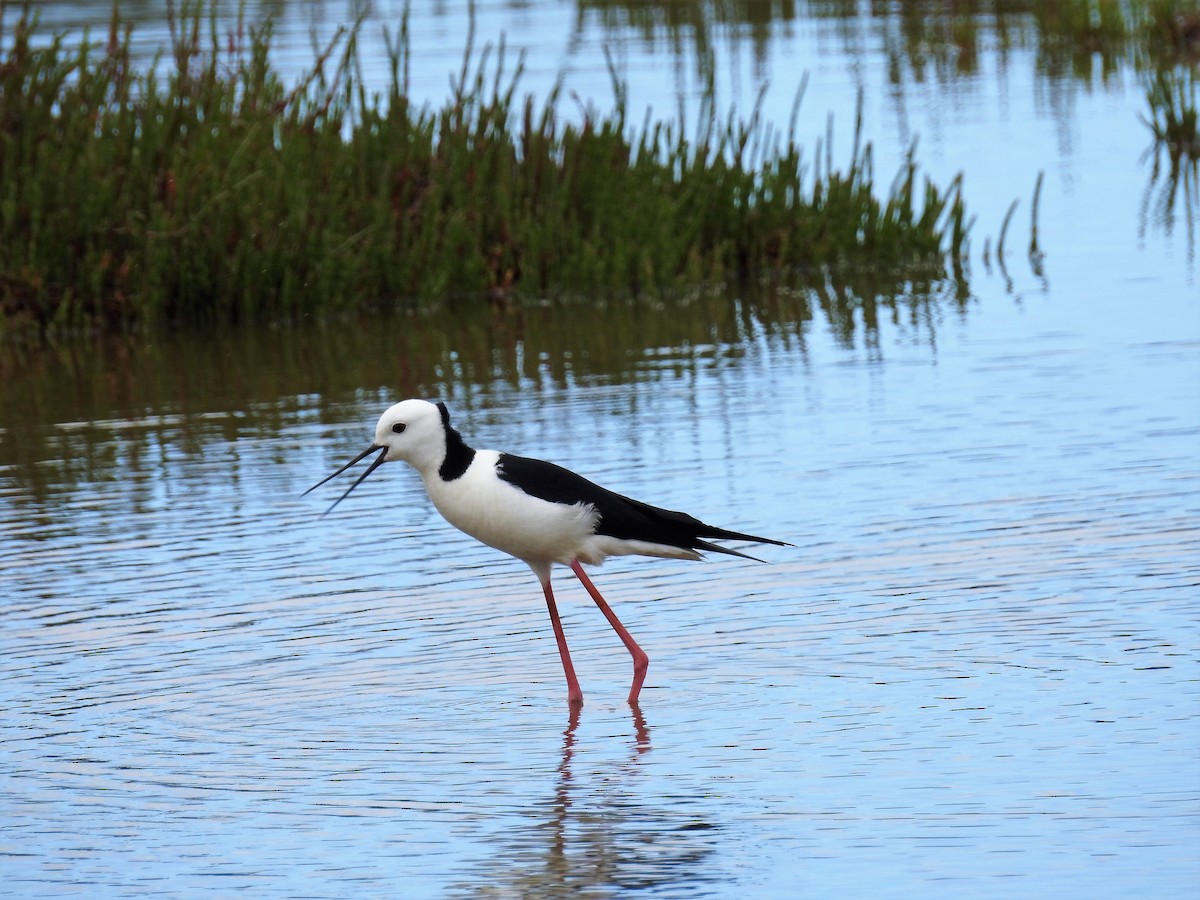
[306,399,788,707]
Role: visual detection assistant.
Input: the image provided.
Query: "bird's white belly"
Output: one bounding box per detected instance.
[423,454,599,565]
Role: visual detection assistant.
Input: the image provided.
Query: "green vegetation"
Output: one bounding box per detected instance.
[0,1,975,337]
[1140,63,1198,253]
[1143,66,1200,162]
[1136,3,1199,248]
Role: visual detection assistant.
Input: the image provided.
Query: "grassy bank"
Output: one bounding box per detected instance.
[0,1,978,336]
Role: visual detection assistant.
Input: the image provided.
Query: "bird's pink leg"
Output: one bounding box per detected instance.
[569,559,649,705]
[541,577,584,707]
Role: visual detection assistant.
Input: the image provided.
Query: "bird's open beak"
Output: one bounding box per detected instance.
[303,444,389,517]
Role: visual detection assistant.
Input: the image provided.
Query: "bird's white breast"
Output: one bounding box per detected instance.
[421,450,600,566]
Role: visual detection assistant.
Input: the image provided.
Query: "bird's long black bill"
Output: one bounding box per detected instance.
[303,444,390,518]
[322,446,389,517]
[303,444,382,497]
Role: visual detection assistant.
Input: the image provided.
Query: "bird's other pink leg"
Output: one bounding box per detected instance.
[569,559,649,705]
[541,577,583,707]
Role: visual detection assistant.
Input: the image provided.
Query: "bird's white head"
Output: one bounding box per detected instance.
[303,398,458,516]
[372,398,448,472]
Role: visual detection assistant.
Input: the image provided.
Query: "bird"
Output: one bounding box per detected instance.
[305,399,789,707]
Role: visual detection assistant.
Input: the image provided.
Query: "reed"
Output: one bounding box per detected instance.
[1142,66,1200,163]
[0,1,978,336]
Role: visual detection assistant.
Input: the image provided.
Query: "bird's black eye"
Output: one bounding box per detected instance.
[392,422,406,434]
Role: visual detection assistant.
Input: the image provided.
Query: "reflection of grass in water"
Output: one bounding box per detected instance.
[1142,66,1200,163]
[0,1,987,337]
[1139,65,1199,259]
[0,274,962,500]
[1144,0,1200,64]
[581,1,1200,80]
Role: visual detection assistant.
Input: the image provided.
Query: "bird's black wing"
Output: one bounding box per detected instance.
[496,453,789,559]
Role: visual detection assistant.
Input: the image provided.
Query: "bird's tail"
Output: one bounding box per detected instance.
[694,526,793,563]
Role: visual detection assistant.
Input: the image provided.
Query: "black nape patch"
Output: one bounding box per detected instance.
[436,401,476,481]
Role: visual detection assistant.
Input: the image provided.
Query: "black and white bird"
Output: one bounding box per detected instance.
[305,399,789,707]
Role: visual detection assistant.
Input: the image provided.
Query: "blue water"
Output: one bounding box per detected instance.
[2,2,1198,897]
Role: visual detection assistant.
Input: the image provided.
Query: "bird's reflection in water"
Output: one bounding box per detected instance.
[449,704,718,897]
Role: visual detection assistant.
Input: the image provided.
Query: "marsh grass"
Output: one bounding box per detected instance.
[1142,66,1200,163]
[0,1,977,336]
[1139,64,1199,256]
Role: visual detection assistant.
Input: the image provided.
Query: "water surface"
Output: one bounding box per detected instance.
[2,2,1198,897]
